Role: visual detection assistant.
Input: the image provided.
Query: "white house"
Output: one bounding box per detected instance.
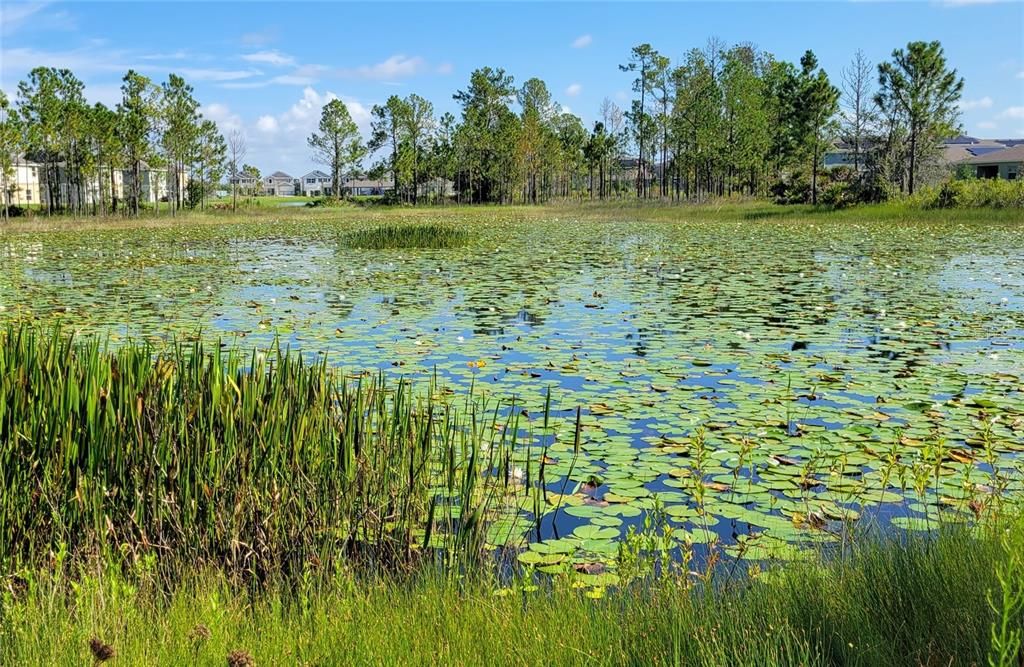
[3,158,42,206]
[264,171,297,196]
[300,170,332,196]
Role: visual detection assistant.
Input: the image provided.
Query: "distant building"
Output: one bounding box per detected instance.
[960,145,1023,180]
[342,176,394,196]
[264,171,297,196]
[300,170,332,196]
[3,156,179,208]
[229,171,260,193]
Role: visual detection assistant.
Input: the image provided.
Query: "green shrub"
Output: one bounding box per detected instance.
[912,178,1024,209]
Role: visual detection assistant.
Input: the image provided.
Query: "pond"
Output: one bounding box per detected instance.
[2,213,1022,563]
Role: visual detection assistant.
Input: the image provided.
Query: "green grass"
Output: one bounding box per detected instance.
[2,524,1021,666]
[344,223,471,249]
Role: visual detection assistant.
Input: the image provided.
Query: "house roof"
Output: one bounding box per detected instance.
[302,170,330,179]
[268,171,293,179]
[942,140,1013,164]
[961,145,1024,165]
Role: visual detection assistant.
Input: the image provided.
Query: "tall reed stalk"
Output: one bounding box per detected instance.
[0,324,539,583]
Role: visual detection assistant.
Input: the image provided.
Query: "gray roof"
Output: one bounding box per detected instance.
[962,145,1024,165]
[268,171,294,179]
[302,170,330,179]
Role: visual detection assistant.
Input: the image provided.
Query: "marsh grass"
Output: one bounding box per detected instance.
[0,324,540,582]
[344,223,471,249]
[1,524,1020,666]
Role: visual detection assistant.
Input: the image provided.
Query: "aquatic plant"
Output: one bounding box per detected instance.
[343,223,470,249]
[0,324,542,581]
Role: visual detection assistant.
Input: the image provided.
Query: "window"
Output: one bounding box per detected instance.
[307,178,315,184]
[1009,170,1018,181]
[26,189,32,201]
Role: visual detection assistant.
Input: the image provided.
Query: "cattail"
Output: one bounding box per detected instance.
[89,637,115,663]
[227,649,256,667]
[190,624,212,641]
[189,623,212,642]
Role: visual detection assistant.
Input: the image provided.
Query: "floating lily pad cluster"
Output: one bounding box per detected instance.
[1,213,1022,572]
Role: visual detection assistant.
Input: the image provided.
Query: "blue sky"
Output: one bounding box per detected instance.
[2,1,1022,176]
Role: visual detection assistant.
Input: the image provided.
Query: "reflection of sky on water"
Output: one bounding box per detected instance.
[2,217,1023,554]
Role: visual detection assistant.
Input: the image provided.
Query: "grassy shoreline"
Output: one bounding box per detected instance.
[0,199,1021,235]
[2,524,1021,666]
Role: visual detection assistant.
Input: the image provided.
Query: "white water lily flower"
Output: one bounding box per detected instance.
[456,336,465,343]
[511,467,525,483]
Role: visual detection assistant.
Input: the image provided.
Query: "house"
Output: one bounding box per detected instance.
[342,176,394,196]
[229,171,260,194]
[300,170,332,196]
[2,157,42,206]
[264,171,297,196]
[960,145,1024,180]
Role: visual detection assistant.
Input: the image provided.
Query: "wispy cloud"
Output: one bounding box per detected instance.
[240,28,278,47]
[241,50,295,67]
[977,120,997,130]
[937,0,1004,6]
[958,96,994,111]
[337,54,428,80]
[998,106,1024,119]
[565,83,582,97]
[269,74,314,86]
[0,1,50,35]
[572,34,592,48]
[176,68,262,82]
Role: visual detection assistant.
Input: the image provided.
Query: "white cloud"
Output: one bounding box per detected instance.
[977,121,997,130]
[201,103,243,133]
[177,67,261,82]
[337,54,427,80]
[958,96,993,111]
[565,83,583,97]
[241,50,295,67]
[572,34,592,48]
[436,62,454,75]
[999,106,1024,119]
[1018,71,1024,79]
[256,115,279,133]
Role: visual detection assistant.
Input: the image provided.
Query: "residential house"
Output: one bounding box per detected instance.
[960,145,1024,180]
[264,171,297,196]
[342,176,394,196]
[3,158,42,206]
[229,171,260,195]
[300,170,332,196]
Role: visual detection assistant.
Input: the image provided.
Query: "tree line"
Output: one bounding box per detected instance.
[0,38,964,217]
[0,68,234,220]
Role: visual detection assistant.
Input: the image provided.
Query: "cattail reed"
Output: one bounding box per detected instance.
[0,323,547,583]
